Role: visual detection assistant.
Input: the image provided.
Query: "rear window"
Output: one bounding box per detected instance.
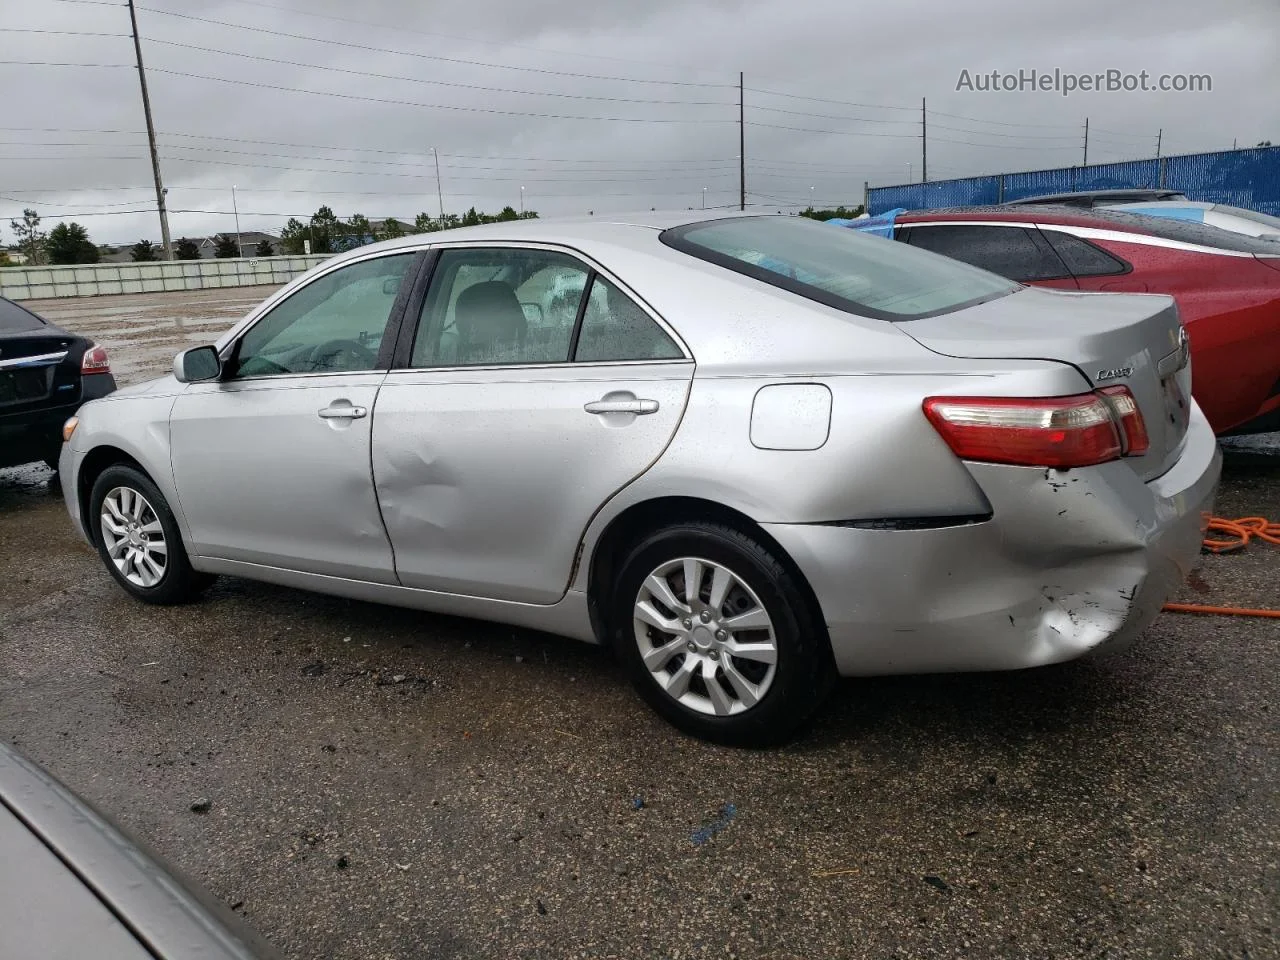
[1083,208,1280,253]
[0,297,46,333]
[660,216,1018,321]
[1212,205,1280,232]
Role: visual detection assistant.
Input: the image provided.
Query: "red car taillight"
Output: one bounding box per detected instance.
[81,344,110,375]
[923,389,1149,468]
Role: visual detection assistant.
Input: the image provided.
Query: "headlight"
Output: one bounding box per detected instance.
[62,416,79,443]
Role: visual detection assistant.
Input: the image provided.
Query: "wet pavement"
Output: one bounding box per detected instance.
[1,289,1277,959]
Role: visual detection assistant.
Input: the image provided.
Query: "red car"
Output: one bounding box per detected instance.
[890,206,1280,435]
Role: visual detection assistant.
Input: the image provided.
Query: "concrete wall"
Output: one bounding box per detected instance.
[0,255,333,301]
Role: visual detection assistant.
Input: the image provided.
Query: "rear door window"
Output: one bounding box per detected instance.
[1039,230,1129,277]
[412,247,590,367]
[573,277,683,363]
[906,224,1069,281]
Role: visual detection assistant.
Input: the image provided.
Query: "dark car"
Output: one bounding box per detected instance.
[0,740,278,959]
[0,296,115,469]
[1006,188,1188,208]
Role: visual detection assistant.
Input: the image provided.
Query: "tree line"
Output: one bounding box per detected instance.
[3,209,276,265]
[3,204,541,266]
[277,205,539,255]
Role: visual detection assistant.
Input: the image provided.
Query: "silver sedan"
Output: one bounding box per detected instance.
[59,213,1220,745]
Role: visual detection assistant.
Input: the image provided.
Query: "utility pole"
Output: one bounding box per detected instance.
[431,147,444,225]
[921,97,927,182]
[1082,116,1089,167]
[232,184,242,257]
[738,71,746,211]
[127,0,171,260]
[1155,128,1162,160]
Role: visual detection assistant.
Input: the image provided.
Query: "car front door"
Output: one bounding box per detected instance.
[169,250,422,583]
[372,244,694,604]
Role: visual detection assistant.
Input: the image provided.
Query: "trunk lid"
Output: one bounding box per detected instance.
[899,286,1191,481]
[0,332,77,409]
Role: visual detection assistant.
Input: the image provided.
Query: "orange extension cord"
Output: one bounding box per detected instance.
[1161,516,1280,619]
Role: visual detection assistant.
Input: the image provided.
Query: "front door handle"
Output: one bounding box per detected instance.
[318,403,368,420]
[584,398,659,415]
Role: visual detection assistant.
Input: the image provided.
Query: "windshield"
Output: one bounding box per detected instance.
[660,216,1018,321]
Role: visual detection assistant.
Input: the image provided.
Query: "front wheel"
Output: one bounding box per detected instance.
[89,465,211,605]
[611,522,834,746]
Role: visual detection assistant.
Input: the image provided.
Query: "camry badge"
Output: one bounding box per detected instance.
[1096,366,1134,382]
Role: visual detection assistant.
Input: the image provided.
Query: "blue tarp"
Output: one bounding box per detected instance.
[827,208,906,238]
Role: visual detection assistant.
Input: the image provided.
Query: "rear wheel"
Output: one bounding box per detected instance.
[89,465,210,604]
[611,521,834,746]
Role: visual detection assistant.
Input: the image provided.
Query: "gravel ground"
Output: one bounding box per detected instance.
[0,288,1276,960]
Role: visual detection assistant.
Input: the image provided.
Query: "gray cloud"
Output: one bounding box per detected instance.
[3,0,1276,246]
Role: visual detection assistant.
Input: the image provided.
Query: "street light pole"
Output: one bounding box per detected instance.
[520,185,525,216]
[232,184,242,257]
[702,186,707,210]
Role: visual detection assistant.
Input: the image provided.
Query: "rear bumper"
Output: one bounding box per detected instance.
[765,404,1221,675]
[0,373,115,468]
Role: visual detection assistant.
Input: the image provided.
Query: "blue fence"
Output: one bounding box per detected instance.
[867,145,1280,216]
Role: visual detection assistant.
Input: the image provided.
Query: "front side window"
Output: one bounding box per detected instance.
[574,277,682,363]
[232,253,416,377]
[907,225,1068,281]
[412,248,589,367]
[661,216,1017,321]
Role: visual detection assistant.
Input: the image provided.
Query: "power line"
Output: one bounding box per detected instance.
[148,67,737,124]
[134,6,735,89]
[0,28,129,37]
[746,121,923,139]
[0,59,130,67]
[213,0,698,73]
[143,38,734,107]
[744,87,916,112]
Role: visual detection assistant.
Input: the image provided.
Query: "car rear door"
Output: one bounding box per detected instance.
[372,244,694,604]
[169,250,422,583]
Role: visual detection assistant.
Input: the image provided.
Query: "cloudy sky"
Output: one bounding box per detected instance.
[3,0,1277,246]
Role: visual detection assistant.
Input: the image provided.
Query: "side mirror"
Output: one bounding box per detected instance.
[173,345,222,383]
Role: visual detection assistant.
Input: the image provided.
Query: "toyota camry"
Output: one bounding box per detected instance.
[59,213,1219,744]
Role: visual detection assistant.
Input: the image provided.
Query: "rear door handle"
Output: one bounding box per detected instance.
[318,403,368,420]
[584,398,659,415]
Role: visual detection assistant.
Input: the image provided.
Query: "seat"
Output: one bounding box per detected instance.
[454,281,527,364]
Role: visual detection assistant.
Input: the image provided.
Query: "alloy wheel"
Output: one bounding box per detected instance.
[100,486,168,588]
[632,556,778,717]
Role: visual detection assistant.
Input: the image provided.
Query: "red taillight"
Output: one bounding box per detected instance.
[81,344,110,375]
[1098,386,1149,456]
[923,393,1124,467]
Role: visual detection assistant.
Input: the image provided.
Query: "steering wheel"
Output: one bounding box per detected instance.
[308,338,377,371]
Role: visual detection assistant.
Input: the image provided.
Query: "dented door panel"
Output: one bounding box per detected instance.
[371,362,693,603]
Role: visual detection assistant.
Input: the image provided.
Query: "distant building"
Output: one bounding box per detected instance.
[197,231,281,258]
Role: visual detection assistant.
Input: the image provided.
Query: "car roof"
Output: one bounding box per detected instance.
[895,205,1280,254]
[1008,189,1184,204]
[332,209,752,259]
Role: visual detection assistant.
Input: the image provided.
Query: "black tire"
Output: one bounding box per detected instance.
[89,464,211,605]
[610,521,835,747]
